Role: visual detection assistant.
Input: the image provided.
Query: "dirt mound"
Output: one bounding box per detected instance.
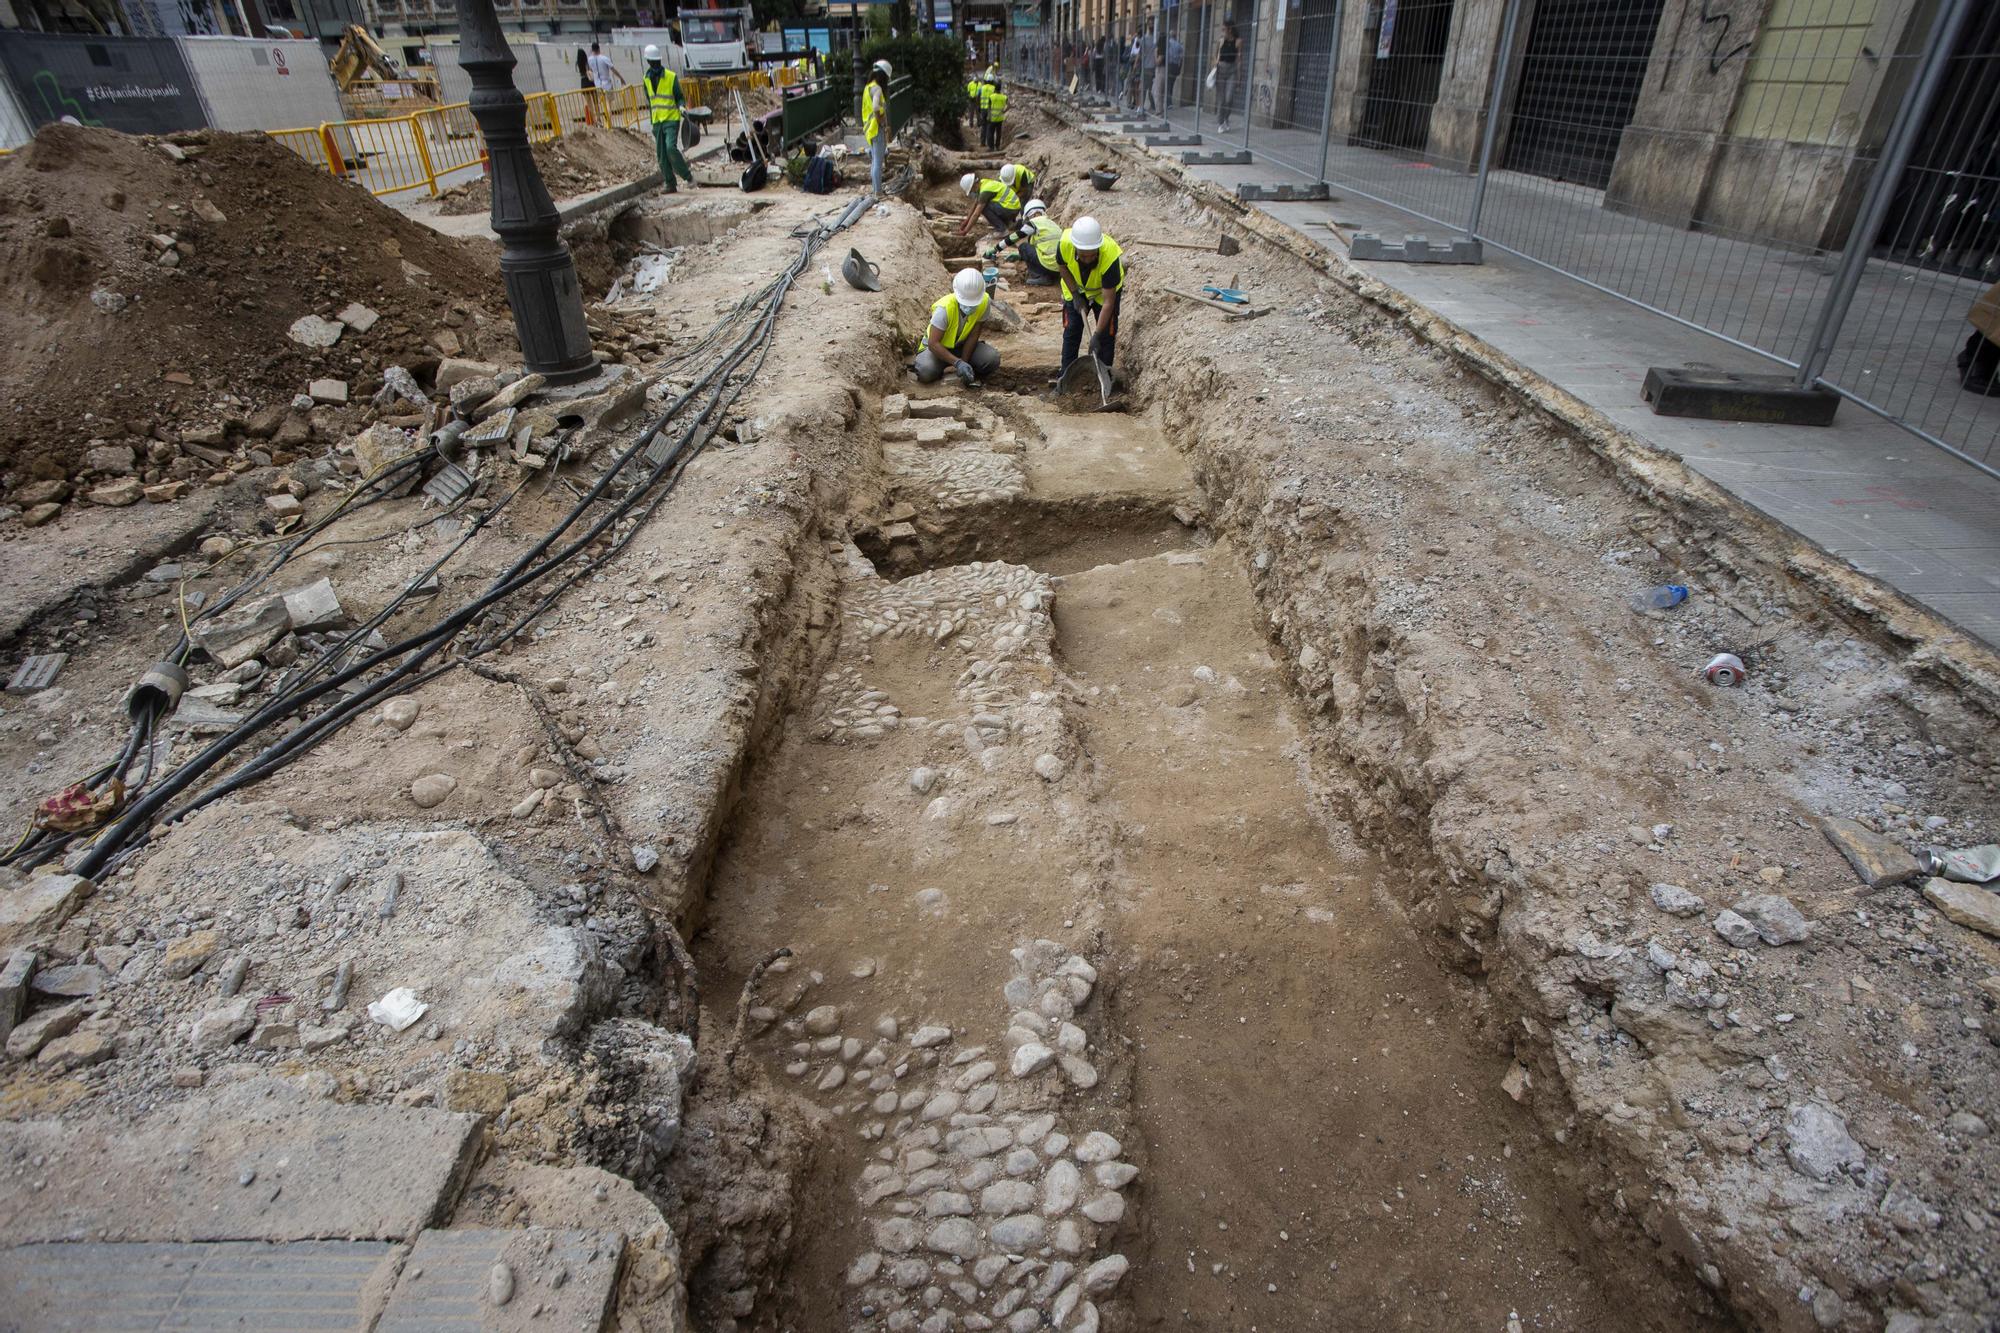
[438,124,658,216]
[0,124,508,481]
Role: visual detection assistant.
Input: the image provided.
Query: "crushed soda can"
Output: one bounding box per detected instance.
[1702,653,1747,687]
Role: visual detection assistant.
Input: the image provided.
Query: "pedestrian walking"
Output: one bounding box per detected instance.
[588,42,624,125]
[1166,31,1183,110]
[1213,19,1239,130]
[1140,29,1160,115]
[862,58,891,196]
[577,47,596,125]
[642,45,693,193]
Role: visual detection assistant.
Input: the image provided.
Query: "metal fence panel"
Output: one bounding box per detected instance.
[1016,0,2000,477]
[177,37,345,135]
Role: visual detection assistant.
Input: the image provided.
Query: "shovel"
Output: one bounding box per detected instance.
[1053,346,1115,409]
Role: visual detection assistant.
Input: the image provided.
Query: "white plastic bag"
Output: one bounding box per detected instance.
[1205,65,1217,89]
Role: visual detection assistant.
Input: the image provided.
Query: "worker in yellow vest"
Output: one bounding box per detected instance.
[983,78,1008,150]
[999,161,1035,200]
[987,197,1061,286]
[642,45,692,193]
[861,58,892,195]
[914,268,1001,386]
[956,171,1022,239]
[1058,215,1125,377]
[966,72,988,130]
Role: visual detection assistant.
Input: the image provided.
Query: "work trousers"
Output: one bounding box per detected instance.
[1061,298,1117,372]
[652,121,693,191]
[913,340,1001,383]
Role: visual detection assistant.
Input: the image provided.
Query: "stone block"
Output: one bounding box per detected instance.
[287,314,344,348]
[1922,878,2000,939]
[434,358,503,391]
[0,1239,399,1328]
[0,874,89,953]
[0,1092,484,1244]
[1819,817,1921,888]
[376,1228,625,1331]
[192,597,291,669]
[281,578,344,631]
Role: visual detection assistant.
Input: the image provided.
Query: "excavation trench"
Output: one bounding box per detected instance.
[689,281,1718,1331]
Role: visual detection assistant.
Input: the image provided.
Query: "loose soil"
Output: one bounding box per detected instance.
[0,124,505,479]
[2,99,1998,1333]
[438,124,659,216]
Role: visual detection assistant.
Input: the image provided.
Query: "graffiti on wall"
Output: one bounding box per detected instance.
[0,33,208,137]
[1697,1,1753,75]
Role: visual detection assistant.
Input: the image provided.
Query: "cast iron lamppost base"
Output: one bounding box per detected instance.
[455,0,598,385]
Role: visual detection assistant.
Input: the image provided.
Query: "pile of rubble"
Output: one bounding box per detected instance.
[0,124,510,495]
[438,124,660,217]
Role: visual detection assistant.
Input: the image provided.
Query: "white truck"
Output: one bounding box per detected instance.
[612,9,754,75]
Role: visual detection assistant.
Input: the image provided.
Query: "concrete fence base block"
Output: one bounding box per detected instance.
[1146,134,1203,147]
[1641,368,1841,427]
[1118,121,1171,134]
[1236,182,1331,203]
[1183,150,1254,166]
[1349,232,1483,264]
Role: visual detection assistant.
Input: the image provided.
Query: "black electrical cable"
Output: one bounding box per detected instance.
[71,205,858,879]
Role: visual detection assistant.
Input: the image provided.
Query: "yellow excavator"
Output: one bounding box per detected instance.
[331,25,438,113]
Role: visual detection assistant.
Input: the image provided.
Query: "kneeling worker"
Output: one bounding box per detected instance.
[914,268,1000,387]
[957,171,1022,238]
[989,198,1061,286]
[1058,215,1124,375]
[999,161,1036,200]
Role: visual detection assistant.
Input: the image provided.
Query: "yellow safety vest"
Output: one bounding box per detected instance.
[932,291,989,353]
[1057,232,1125,306]
[1008,164,1035,196]
[863,81,887,141]
[987,90,1008,122]
[1021,214,1062,269]
[645,68,681,124]
[968,78,986,107]
[976,178,1021,213]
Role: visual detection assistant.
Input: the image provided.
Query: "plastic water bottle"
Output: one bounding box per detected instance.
[1629,584,1688,613]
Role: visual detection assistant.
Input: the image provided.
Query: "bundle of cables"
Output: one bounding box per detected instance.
[6,193,877,883]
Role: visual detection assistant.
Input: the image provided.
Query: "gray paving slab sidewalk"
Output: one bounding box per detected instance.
[1080,112,2000,650]
[0,1239,398,1331]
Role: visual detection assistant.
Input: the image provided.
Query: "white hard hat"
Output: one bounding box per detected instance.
[642,43,662,61]
[953,267,986,309]
[873,59,892,77]
[1070,216,1103,249]
[999,164,1017,185]
[960,172,977,195]
[1023,197,1046,218]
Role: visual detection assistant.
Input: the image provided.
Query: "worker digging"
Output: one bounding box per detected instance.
[0,29,1995,1333]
